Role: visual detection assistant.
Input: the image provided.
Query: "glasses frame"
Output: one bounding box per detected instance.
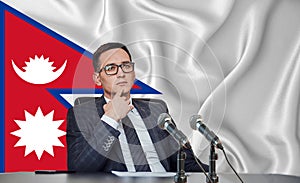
[99,62,135,76]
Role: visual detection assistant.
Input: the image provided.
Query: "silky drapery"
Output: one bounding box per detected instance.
[3,0,300,176]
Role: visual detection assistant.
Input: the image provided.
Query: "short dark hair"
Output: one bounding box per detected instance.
[93,42,132,72]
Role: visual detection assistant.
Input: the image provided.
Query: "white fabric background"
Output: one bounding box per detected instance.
[3,0,300,176]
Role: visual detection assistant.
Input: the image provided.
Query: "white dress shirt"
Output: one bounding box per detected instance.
[101,97,166,172]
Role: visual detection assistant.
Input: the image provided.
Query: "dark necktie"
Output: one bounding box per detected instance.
[122,116,151,171]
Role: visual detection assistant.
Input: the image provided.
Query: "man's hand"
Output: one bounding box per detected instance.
[103,90,134,122]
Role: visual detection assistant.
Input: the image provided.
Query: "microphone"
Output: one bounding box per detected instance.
[158,113,191,149]
[190,115,223,150]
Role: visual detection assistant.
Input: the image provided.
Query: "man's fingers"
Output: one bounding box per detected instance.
[125,99,131,105]
[117,89,124,97]
[103,104,107,110]
[129,105,134,111]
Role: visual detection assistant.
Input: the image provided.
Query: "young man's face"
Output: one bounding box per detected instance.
[95,48,135,99]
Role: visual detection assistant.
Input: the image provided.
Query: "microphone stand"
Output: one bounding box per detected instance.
[208,143,219,183]
[174,144,187,183]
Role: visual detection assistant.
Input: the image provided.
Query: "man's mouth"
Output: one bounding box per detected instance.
[116,81,128,86]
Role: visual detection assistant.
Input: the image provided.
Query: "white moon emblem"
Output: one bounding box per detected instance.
[12,55,67,84]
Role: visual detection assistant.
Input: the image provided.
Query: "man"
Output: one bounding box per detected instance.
[67,42,208,172]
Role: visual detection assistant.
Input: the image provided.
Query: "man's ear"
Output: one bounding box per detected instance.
[93,72,102,86]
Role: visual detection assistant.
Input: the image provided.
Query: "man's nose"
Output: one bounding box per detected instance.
[116,66,125,77]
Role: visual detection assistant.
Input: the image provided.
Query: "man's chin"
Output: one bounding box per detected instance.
[113,88,130,96]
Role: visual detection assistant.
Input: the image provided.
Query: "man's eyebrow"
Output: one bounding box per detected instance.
[105,63,116,66]
[106,61,130,65]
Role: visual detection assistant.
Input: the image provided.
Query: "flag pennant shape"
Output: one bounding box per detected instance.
[0,2,160,172]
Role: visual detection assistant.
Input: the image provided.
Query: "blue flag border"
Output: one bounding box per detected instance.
[47,80,161,109]
[0,1,5,173]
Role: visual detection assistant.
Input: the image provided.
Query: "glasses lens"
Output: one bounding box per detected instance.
[104,64,118,75]
[121,63,134,73]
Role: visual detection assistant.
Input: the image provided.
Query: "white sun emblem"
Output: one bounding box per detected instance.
[11,55,67,84]
[11,107,66,160]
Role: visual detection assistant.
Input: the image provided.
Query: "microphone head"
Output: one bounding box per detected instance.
[189,115,202,130]
[157,113,172,129]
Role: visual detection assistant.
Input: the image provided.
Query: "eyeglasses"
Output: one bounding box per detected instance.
[99,62,135,75]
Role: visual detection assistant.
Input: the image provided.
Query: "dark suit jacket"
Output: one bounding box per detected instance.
[67,96,208,172]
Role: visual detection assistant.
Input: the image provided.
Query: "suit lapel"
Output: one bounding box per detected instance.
[95,96,106,117]
[132,99,156,129]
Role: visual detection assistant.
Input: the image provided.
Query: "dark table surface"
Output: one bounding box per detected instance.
[0,172,299,183]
